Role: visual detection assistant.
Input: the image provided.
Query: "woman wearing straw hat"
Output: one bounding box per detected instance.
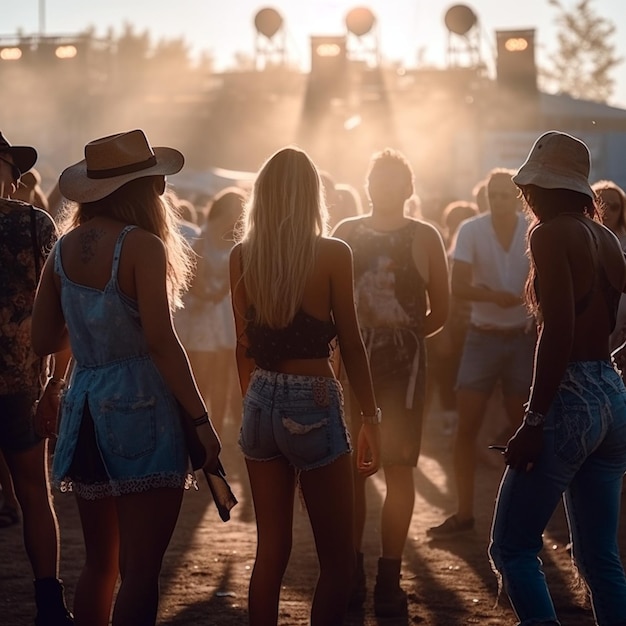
[489,131,626,625]
[31,129,221,626]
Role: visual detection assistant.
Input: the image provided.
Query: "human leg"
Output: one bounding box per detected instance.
[73,496,119,626]
[565,455,626,624]
[372,464,414,617]
[205,350,230,435]
[246,457,296,626]
[489,463,564,624]
[0,448,19,525]
[112,487,183,626]
[5,441,74,625]
[5,441,60,578]
[300,453,356,626]
[453,388,489,521]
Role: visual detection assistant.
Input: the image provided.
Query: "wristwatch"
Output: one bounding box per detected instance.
[361,407,382,424]
[524,409,545,427]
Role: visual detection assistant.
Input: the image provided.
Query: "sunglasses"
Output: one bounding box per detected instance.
[0,155,21,182]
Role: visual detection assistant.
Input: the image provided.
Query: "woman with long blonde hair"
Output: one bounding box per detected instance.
[230,146,380,626]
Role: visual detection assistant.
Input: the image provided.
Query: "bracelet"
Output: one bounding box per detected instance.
[47,377,66,388]
[361,407,382,424]
[523,409,545,427]
[193,411,210,427]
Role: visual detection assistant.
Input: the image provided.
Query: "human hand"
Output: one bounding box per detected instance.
[356,423,381,476]
[492,291,523,308]
[503,422,543,472]
[196,420,222,474]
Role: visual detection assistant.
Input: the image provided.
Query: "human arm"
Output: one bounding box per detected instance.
[415,223,450,337]
[229,244,256,396]
[451,260,523,307]
[34,346,72,439]
[504,223,573,472]
[134,232,220,471]
[31,243,70,356]
[328,238,380,476]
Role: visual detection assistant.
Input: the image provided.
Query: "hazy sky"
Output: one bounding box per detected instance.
[5,0,626,106]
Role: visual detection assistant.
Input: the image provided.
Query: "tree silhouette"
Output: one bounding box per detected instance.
[541,0,622,102]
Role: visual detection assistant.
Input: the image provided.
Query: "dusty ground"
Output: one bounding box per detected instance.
[1,407,623,626]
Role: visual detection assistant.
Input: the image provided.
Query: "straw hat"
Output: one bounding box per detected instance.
[59,129,184,202]
[0,132,37,175]
[512,131,594,200]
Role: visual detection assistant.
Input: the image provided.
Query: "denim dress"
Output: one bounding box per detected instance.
[52,225,192,499]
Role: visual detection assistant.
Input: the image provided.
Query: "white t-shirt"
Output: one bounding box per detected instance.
[453,212,531,329]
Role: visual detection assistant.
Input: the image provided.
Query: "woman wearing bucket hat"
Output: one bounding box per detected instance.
[488,131,626,625]
[31,129,222,626]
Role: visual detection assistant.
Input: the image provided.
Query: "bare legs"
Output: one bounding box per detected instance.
[453,389,525,521]
[4,440,60,578]
[246,454,355,626]
[74,487,183,626]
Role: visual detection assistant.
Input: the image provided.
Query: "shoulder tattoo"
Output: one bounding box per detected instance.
[79,228,105,264]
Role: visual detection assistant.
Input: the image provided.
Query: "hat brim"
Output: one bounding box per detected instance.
[512,165,595,201]
[0,146,37,175]
[59,146,184,202]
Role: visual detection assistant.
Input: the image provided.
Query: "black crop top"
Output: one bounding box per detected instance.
[245,308,337,371]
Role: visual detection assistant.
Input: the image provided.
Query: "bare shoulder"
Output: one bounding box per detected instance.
[319,236,352,259]
[409,217,445,248]
[125,227,166,257]
[331,215,365,239]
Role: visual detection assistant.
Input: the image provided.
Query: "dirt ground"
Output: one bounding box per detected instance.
[1,405,624,626]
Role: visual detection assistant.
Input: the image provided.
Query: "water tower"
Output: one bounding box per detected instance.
[254,7,285,70]
[444,4,482,68]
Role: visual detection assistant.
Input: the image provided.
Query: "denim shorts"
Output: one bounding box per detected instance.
[0,391,42,452]
[456,326,535,396]
[239,369,352,471]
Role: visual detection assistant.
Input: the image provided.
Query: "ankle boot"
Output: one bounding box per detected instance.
[33,578,74,626]
[348,551,366,610]
[373,557,408,617]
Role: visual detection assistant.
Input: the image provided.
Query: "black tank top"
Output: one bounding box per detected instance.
[245,308,337,371]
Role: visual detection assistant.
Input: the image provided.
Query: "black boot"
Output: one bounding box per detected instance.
[33,578,74,626]
[348,551,366,611]
[373,557,408,618]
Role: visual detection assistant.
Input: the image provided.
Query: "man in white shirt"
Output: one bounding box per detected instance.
[428,168,536,537]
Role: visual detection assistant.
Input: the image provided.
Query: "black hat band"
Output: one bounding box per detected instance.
[86,155,157,179]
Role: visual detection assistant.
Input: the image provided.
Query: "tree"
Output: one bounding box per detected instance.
[541,0,622,102]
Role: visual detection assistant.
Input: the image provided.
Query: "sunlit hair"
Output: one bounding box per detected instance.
[518,184,600,318]
[206,186,246,223]
[442,200,479,251]
[57,175,193,310]
[366,148,414,195]
[592,179,626,233]
[236,146,329,328]
[472,179,489,213]
[486,168,516,199]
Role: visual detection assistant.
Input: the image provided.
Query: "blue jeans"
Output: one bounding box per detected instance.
[239,369,352,470]
[489,361,626,626]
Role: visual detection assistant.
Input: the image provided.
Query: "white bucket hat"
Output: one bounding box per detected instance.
[59,129,184,202]
[512,131,594,200]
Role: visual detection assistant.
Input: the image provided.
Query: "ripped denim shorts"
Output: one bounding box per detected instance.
[239,368,352,470]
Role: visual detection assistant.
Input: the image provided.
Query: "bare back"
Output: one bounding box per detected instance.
[532,214,626,361]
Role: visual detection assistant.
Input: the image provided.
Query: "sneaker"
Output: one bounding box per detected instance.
[426,514,475,538]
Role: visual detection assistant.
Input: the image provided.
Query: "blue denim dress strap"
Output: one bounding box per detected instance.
[52,224,192,498]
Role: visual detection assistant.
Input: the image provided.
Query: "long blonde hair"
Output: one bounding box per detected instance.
[238,146,329,328]
[58,175,194,310]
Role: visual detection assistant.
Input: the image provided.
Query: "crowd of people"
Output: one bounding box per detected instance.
[1,125,626,626]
